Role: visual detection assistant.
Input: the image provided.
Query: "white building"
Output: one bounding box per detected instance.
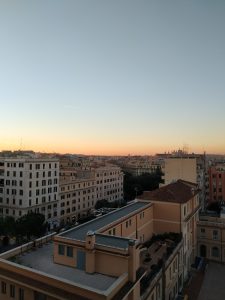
[94,164,124,203]
[0,158,59,229]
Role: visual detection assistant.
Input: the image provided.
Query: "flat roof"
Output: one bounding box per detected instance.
[10,242,117,291]
[95,234,131,249]
[60,201,150,247]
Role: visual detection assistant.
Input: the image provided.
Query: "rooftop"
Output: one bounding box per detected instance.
[60,201,150,248]
[138,180,199,204]
[8,241,118,292]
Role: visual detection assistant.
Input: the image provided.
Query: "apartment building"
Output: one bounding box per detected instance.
[206,164,225,204]
[163,158,197,185]
[0,158,59,229]
[59,169,96,225]
[197,208,225,262]
[138,180,200,280]
[93,164,124,203]
[162,156,206,209]
[122,163,161,177]
[0,181,200,300]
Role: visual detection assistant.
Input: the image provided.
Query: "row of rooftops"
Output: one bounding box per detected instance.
[58,180,199,249]
[1,179,199,296]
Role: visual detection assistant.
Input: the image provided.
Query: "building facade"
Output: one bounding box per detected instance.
[207,164,225,204]
[197,209,225,262]
[138,180,200,280]
[162,156,206,209]
[94,164,124,203]
[0,180,200,300]
[59,171,96,225]
[0,158,59,228]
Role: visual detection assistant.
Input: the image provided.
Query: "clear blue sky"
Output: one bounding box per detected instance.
[0,0,225,154]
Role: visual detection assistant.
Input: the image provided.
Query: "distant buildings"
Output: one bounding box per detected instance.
[0,180,199,300]
[112,156,162,177]
[0,154,124,228]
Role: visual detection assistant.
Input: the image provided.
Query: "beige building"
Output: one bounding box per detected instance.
[59,169,96,224]
[197,208,225,262]
[163,158,197,185]
[138,180,200,280]
[58,161,123,225]
[162,156,206,209]
[0,180,200,300]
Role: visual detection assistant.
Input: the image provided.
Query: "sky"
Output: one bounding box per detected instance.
[0,0,225,155]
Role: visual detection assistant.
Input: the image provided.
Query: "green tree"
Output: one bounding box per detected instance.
[124,169,163,201]
[4,216,16,236]
[15,213,47,240]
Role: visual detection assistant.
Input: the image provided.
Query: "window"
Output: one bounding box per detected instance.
[140,211,145,219]
[19,288,24,300]
[200,228,205,237]
[36,164,40,170]
[1,281,6,294]
[213,230,219,240]
[67,246,73,257]
[58,244,65,255]
[10,284,15,298]
[212,246,219,258]
[34,291,47,300]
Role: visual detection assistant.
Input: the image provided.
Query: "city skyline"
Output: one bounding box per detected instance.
[1,1,225,155]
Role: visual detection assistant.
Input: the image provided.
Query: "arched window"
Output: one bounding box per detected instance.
[212,246,219,258]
